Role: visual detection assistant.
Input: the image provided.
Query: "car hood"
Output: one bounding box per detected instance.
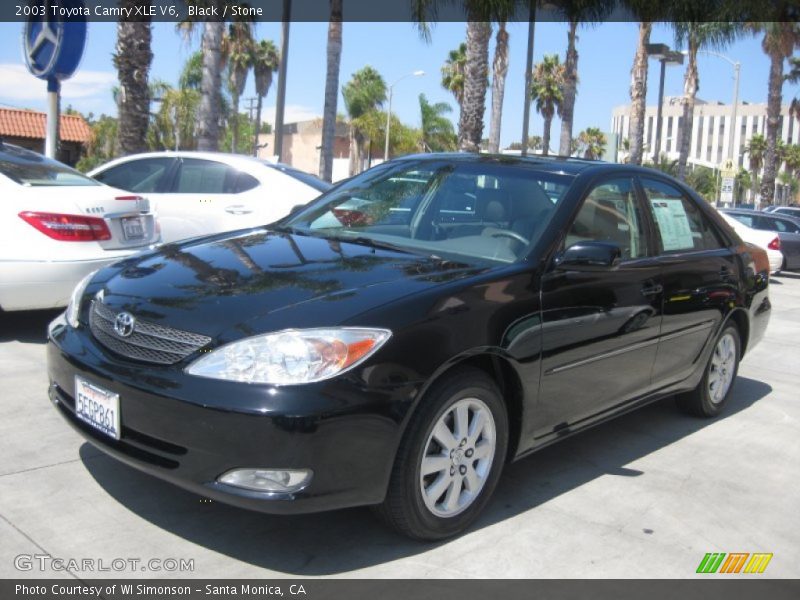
[95,228,483,340]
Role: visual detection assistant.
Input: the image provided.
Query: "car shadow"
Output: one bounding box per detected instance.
[79,376,771,576]
[0,309,61,344]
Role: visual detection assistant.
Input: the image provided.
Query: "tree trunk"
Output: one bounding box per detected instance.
[488,22,509,154]
[231,92,240,153]
[254,94,263,156]
[114,11,152,155]
[542,114,552,157]
[319,0,343,182]
[628,22,651,165]
[761,48,784,204]
[459,20,491,153]
[558,21,579,156]
[197,21,224,151]
[348,126,361,177]
[677,37,699,181]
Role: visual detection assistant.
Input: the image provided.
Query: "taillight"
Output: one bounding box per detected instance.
[768,237,781,251]
[18,211,111,241]
[115,195,142,201]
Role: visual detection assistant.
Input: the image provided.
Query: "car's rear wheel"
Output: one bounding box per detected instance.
[374,368,508,540]
[677,322,740,418]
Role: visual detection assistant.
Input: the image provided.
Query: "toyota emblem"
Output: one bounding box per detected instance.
[113,312,136,338]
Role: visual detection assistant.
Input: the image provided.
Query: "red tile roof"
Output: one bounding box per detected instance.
[0,108,92,144]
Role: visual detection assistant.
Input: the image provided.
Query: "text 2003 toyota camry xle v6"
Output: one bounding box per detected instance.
[47,155,771,540]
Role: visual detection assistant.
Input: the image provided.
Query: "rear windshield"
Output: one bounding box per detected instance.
[0,146,99,187]
[265,162,331,193]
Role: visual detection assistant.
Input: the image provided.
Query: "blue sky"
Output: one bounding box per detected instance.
[1,20,798,148]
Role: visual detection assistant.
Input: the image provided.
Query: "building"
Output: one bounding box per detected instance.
[258,118,351,182]
[0,107,92,166]
[611,98,799,171]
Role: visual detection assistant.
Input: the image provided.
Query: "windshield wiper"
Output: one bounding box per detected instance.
[326,233,418,255]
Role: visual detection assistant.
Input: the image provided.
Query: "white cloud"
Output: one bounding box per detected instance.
[0,63,116,106]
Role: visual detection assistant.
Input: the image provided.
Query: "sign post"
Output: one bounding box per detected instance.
[22,1,87,159]
[719,159,736,207]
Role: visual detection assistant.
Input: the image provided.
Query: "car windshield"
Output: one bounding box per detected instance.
[282,159,574,264]
[0,145,100,187]
[263,162,332,193]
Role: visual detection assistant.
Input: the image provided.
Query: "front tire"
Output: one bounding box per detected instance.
[677,322,741,418]
[374,368,508,541]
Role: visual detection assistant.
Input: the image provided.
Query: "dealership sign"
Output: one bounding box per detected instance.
[22,0,87,82]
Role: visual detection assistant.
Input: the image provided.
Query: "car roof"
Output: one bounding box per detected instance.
[724,207,800,220]
[390,152,687,179]
[89,150,280,173]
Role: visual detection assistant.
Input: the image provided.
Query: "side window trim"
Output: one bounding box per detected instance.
[637,175,728,256]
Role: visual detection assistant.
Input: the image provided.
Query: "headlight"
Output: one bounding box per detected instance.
[185,328,391,385]
[65,270,97,328]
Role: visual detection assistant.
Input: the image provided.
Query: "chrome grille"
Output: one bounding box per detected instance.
[89,300,211,365]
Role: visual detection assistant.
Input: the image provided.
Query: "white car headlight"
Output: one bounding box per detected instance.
[66,270,97,328]
[185,328,392,385]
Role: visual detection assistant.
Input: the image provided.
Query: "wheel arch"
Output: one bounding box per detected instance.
[410,351,525,464]
[724,307,750,357]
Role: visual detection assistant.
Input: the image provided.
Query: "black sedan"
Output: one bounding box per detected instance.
[48,154,771,540]
[722,208,800,270]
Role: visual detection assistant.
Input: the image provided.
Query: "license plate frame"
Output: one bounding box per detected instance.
[121,216,145,240]
[74,376,121,440]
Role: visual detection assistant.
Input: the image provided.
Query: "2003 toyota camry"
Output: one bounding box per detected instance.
[48,154,771,540]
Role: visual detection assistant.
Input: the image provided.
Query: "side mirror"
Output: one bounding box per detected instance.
[289,204,306,215]
[555,240,622,270]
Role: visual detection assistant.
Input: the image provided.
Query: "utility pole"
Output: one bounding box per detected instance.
[274,0,291,162]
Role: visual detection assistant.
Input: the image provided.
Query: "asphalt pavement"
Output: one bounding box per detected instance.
[1,274,798,579]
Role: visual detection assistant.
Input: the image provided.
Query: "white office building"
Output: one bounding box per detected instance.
[611,98,799,171]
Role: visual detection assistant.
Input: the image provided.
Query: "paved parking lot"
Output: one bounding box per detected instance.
[1,274,798,579]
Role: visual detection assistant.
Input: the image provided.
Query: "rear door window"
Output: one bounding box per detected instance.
[640,178,723,253]
[93,158,173,192]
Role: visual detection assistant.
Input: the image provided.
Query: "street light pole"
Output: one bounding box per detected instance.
[384,70,424,162]
[654,58,667,165]
[520,0,537,157]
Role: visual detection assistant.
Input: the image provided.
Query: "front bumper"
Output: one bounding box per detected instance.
[47,317,416,514]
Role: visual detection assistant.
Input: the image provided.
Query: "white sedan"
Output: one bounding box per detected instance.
[719,212,783,274]
[89,151,331,243]
[0,143,159,311]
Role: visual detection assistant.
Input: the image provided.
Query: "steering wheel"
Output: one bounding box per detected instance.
[491,230,530,246]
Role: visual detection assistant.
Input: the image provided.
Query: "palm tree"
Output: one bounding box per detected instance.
[488,4,514,154]
[460,19,493,152]
[673,22,742,180]
[114,3,153,155]
[342,66,387,175]
[746,133,767,203]
[179,51,203,91]
[530,54,565,157]
[788,57,800,122]
[624,0,662,165]
[222,20,254,154]
[555,1,611,157]
[197,21,225,151]
[441,43,468,109]
[319,0,343,182]
[751,21,800,204]
[578,127,607,159]
[419,93,456,152]
[252,40,280,155]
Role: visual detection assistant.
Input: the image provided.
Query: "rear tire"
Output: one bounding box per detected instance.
[374,368,508,541]
[676,322,740,418]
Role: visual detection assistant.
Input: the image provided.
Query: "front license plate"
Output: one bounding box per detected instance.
[75,376,121,440]
[121,216,144,240]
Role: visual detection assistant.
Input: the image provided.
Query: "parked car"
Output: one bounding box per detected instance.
[48,155,771,540]
[717,212,783,274]
[0,142,158,311]
[722,208,800,270]
[769,206,800,220]
[89,152,331,243]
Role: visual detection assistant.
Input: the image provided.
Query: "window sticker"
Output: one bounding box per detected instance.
[649,198,695,251]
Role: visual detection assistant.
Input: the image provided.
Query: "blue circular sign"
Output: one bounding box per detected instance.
[23,0,87,81]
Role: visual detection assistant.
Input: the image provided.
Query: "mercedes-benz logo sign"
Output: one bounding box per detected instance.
[113,312,136,338]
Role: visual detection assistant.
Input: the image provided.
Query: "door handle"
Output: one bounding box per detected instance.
[641,283,663,297]
[225,205,253,215]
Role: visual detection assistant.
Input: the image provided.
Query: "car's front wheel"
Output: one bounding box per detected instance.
[375,368,508,540]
